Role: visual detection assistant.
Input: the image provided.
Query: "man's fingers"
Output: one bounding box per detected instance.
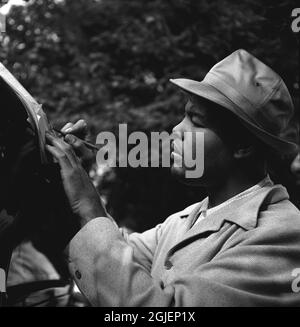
[45,144,73,171]
[61,122,74,133]
[61,120,87,138]
[72,120,87,133]
[64,134,85,152]
[64,134,94,161]
[46,132,79,167]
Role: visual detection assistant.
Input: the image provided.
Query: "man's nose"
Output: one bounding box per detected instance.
[172,119,186,137]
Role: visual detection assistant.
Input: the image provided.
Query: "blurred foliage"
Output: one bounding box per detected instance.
[0,0,299,231]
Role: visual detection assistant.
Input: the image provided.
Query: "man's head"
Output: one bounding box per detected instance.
[170,49,299,187]
[171,94,267,187]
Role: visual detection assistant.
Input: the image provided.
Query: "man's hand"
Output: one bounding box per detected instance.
[59,120,93,159]
[45,132,106,227]
[60,119,88,139]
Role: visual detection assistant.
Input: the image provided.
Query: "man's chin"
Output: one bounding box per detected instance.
[170,165,205,186]
[170,165,185,181]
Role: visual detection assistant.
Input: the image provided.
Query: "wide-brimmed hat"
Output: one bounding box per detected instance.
[170,49,299,155]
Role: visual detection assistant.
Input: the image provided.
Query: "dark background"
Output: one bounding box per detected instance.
[0,0,299,232]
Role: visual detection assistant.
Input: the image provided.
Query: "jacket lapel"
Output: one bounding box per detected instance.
[167,184,289,257]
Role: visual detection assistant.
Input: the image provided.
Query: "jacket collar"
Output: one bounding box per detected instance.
[179,180,289,235]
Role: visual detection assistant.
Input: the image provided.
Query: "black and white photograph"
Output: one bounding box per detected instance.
[0,0,300,310]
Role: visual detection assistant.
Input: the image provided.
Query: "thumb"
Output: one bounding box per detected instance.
[64,134,94,163]
[64,134,85,152]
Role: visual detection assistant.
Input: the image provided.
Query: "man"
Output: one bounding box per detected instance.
[46,49,300,306]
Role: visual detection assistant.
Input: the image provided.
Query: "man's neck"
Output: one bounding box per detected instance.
[206,171,266,209]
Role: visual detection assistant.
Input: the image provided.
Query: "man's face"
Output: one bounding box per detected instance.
[171,95,235,187]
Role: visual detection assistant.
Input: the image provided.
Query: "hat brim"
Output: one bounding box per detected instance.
[170,78,298,156]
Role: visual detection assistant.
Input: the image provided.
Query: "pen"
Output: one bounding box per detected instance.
[53,128,99,151]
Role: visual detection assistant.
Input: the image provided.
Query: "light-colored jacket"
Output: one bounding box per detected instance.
[67,182,300,306]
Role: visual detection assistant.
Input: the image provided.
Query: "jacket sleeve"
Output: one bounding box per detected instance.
[66,217,300,307]
[119,223,164,273]
[66,217,172,306]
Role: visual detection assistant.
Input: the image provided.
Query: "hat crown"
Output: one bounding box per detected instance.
[203,49,297,143]
[207,49,282,108]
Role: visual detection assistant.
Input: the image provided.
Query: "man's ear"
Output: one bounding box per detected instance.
[233,145,255,160]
